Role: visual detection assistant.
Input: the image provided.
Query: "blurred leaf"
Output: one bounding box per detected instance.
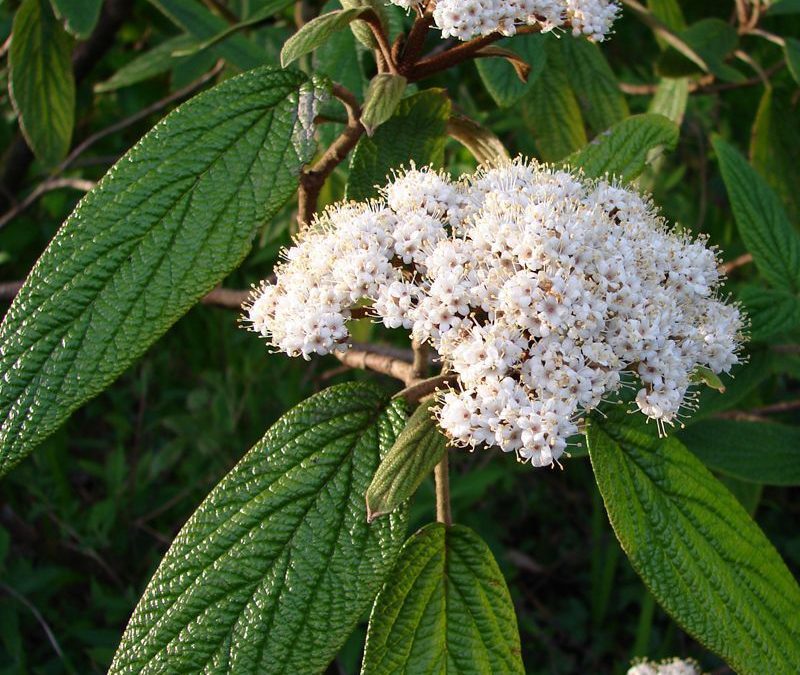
[647,0,686,37]
[678,419,800,485]
[447,113,510,165]
[281,8,370,67]
[713,136,800,293]
[567,113,679,182]
[587,421,800,674]
[690,365,726,392]
[784,37,800,86]
[0,67,325,476]
[9,0,75,166]
[347,89,450,200]
[94,34,199,92]
[148,0,269,70]
[110,383,409,673]
[750,89,800,223]
[49,0,101,38]
[766,0,800,15]
[476,33,547,108]
[524,40,586,162]
[738,285,800,341]
[361,73,407,135]
[561,37,629,134]
[648,77,689,125]
[366,399,447,522]
[657,19,744,82]
[361,523,524,674]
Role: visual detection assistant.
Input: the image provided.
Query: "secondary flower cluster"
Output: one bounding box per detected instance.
[628,658,702,675]
[246,160,744,467]
[389,0,620,41]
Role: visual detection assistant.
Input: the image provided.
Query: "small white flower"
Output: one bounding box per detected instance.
[628,657,703,675]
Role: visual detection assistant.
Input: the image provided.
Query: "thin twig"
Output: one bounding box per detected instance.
[334,346,417,385]
[201,287,249,309]
[719,252,753,275]
[0,583,64,661]
[401,11,435,67]
[200,0,238,24]
[0,178,95,231]
[434,453,452,526]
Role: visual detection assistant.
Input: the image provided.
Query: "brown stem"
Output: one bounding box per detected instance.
[434,454,452,526]
[719,252,753,275]
[360,10,398,75]
[394,373,458,404]
[412,338,429,379]
[334,346,417,385]
[297,84,364,228]
[401,11,435,69]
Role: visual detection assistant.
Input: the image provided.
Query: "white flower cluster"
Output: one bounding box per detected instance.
[246,159,744,467]
[390,0,620,42]
[628,657,703,675]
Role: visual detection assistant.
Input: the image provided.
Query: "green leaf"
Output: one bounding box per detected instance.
[766,0,800,15]
[719,475,762,515]
[475,33,547,108]
[678,419,800,485]
[737,285,800,341]
[347,90,450,201]
[280,8,370,67]
[9,0,75,166]
[750,89,800,224]
[49,0,101,38]
[340,0,388,49]
[689,365,725,392]
[560,37,629,135]
[361,74,407,136]
[786,37,800,84]
[109,383,409,674]
[657,19,744,82]
[0,67,325,477]
[566,113,679,182]
[366,400,447,522]
[447,113,510,165]
[648,77,689,126]
[713,136,800,293]
[147,0,270,70]
[587,421,800,674]
[524,39,586,162]
[646,0,686,36]
[94,34,199,93]
[361,523,524,674]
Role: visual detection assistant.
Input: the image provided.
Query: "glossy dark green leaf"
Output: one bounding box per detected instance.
[476,33,547,108]
[567,114,679,182]
[280,8,370,67]
[0,67,325,477]
[347,90,450,201]
[750,89,800,223]
[560,37,629,134]
[678,418,800,485]
[110,383,409,674]
[147,0,269,70]
[94,34,199,92]
[366,400,447,521]
[361,523,524,674]
[713,136,800,293]
[9,0,75,166]
[361,74,407,136]
[587,421,800,674]
[50,0,102,38]
[524,40,586,162]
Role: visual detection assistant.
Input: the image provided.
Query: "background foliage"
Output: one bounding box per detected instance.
[0,0,798,673]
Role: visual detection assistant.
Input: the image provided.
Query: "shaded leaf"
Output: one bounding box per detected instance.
[587,421,800,674]
[361,74,407,136]
[9,0,75,166]
[49,0,101,38]
[110,383,408,674]
[738,285,800,341]
[366,400,447,522]
[786,37,800,84]
[657,19,744,82]
[281,8,370,67]
[447,113,510,165]
[0,67,325,476]
[347,90,450,201]
[476,33,547,108]
[361,523,524,674]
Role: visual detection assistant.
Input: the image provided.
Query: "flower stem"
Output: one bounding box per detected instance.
[434,453,452,526]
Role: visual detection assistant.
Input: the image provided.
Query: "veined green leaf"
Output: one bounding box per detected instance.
[49,0,101,38]
[587,421,800,674]
[361,523,524,674]
[476,33,547,108]
[566,114,679,182]
[347,90,450,201]
[713,136,800,293]
[750,89,800,223]
[147,0,269,70]
[281,8,371,67]
[561,38,629,135]
[361,74,407,136]
[678,419,800,485]
[737,285,800,341]
[9,0,75,166]
[524,39,586,162]
[94,34,199,93]
[649,77,689,126]
[0,67,325,477]
[447,113,510,165]
[366,400,447,522]
[110,383,409,674]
